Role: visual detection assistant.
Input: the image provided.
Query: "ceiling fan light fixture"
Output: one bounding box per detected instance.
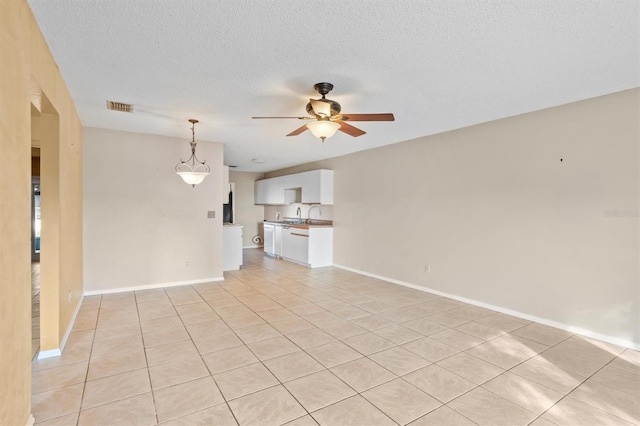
[306,120,340,142]
[175,119,211,187]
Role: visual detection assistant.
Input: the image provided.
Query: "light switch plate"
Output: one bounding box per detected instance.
[207,211,215,219]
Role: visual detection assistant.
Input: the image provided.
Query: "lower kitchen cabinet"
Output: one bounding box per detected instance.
[282,228,308,264]
[282,226,332,268]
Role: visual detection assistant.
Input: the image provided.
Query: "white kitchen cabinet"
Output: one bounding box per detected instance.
[274,224,283,257]
[282,227,308,264]
[223,225,243,271]
[300,170,333,204]
[281,226,332,268]
[307,227,333,267]
[263,223,274,255]
[254,170,333,205]
[255,176,287,204]
[254,179,269,205]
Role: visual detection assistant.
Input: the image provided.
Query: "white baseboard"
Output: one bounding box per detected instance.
[37,348,61,359]
[38,294,84,360]
[334,264,640,351]
[243,245,262,249]
[26,414,35,426]
[83,276,225,296]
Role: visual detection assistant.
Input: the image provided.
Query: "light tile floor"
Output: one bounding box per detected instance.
[32,249,640,425]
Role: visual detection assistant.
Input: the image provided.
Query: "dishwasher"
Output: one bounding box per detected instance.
[263,223,275,255]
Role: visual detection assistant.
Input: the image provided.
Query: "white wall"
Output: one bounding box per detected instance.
[267,89,640,348]
[83,127,224,292]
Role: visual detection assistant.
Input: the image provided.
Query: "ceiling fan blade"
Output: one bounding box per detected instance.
[340,113,395,122]
[252,116,311,120]
[286,124,309,136]
[337,121,366,137]
[310,99,332,118]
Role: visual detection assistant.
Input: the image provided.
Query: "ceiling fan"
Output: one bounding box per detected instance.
[252,82,395,142]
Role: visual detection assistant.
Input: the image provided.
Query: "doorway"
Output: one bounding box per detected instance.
[32,176,41,262]
[31,174,41,359]
[30,89,62,359]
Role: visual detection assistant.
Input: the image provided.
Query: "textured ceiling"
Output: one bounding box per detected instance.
[27,0,639,172]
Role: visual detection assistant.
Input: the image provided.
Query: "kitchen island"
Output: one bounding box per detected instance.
[223,224,243,271]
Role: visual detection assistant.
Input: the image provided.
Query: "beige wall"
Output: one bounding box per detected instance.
[229,171,265,247]
[267,89,640,347]
[0,0,83,424]
[83,127,224,292]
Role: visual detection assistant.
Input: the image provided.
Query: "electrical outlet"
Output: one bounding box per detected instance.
[185,260,189,267]
[68,291,72,302]
[424,265,431,273]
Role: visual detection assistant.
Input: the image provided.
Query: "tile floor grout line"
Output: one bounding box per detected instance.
[74,297,152,418]
[202,275,323,423]
[436,325,625,426]
[205,272,398,424]
[357,374,438,425]
[420,328,574,424]
[523,351,632,426]
[135,287,161,426]
[171,282,243,425]
[74,293,102,426]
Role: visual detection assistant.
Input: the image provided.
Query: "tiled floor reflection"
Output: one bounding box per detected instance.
[31,249,640,425]
[32,261,41,360]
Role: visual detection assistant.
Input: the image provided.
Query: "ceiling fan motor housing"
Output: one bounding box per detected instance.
[306,99,341,117]
[306,82,341,117]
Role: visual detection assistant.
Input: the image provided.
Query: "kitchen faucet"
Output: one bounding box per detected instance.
[296,207,301,219]
[308,205,320,219]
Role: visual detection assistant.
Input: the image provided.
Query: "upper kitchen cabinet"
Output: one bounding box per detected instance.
[255,175,285,204]
[254,169,334,205]
[300,170,333,204]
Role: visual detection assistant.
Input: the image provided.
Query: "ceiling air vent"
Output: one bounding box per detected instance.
[106,100,133,113]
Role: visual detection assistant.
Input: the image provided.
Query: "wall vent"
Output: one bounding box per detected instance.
[106,100,133,113]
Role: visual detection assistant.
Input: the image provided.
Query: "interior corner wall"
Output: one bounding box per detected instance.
[0,1,83,424]
[229,171,265,247]
[83,127,224,292]
[267,89,640,347]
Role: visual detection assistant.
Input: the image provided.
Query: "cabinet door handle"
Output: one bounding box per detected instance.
[291,232,309,237]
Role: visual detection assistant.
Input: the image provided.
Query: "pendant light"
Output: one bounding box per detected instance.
[175,119,210,187]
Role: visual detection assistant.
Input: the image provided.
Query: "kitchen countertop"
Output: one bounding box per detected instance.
[264,220,333,229]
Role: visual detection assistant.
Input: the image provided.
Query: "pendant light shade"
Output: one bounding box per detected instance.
[175,119,210,187]
[176,171,209,186]
[306,120,340,142]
